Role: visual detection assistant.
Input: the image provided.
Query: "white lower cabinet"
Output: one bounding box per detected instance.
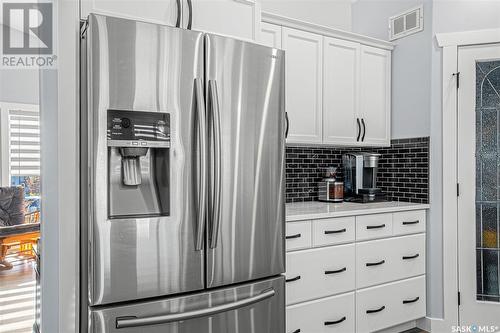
[285,209,427,332]
[356,276,426,333]
[286,244,355,305]
[287,292,356,333]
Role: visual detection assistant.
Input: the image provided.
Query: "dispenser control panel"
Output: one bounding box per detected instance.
[107,109,170,148]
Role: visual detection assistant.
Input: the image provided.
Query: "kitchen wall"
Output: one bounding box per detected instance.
[0,70,39,104]
[261,0,352,30]
[286,137,430,203]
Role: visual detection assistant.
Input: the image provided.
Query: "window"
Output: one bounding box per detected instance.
[0,102,41,223]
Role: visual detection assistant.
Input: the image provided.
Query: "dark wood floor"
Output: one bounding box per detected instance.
[0,250,35,333]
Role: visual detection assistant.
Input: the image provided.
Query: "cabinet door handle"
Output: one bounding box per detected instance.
[186,0,193,29]
[402,253,420,260]
[356,118,361,141]
[285,112,289,138]
[403,297,420,304]
[324,316,346,325]
[361,118,366,141]
[402,220,419,225]
[286,276,301,283]
[285,233,301,240]
[291,330,301,333]
[366,224,385,230]
[366,305,385,314]
[325,267,347,275]
[324,228,346,234]
[366,260,385,267]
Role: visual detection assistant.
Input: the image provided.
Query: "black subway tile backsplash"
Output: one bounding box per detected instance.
[285,137,430,204]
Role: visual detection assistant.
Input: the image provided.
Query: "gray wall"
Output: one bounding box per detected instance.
[261,0,352,30]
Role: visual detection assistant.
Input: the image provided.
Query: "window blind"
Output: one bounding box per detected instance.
[9,108,40,176]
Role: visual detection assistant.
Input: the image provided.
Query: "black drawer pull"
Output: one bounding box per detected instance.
[366,260,385,267]
[402,254,420,260]
[403,296,420,304]
[366,305,385,314]
[366,224,386,230]
[324,228,346,234]
[286,233,301,239]
[286,276,301,283]
[291,330,301,333]
[324,316,346,325]
[325,267,347,275]
[402,220,419,225]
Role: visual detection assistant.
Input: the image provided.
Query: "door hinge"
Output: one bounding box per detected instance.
[458,291,461,306]
[457,183,460,197]
[453,72,460,89]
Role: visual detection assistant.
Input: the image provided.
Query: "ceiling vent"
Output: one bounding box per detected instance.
[389,5,424,41]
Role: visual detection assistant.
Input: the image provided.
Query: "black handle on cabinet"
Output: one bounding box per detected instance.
[186,0,193,29]
[324,317,346,326]
[402,253,420,260]
[286,276,301,283]
[356,118,361,141]
[366,306,385,314]
[175,0,181,27]
[286,233,301,240]
[285,112,289,138]
[324,228,346,234]
[325,267,347,275]
[366,224,386,230]
[361,118,366,141]
[403,297,420,304]
[402,220,420,225]
[366,260,385,267]
[291,329,301,333]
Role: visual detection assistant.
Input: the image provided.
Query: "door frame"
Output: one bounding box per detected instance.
[437,29,500,332]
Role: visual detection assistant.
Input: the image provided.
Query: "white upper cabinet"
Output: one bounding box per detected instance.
[282,27,323,144]
[82,0,259,41]
[323,37,360,145]
[190,0,259,40]
[259,22,282,49]
[81,0,180,26]
[359,45,391,146]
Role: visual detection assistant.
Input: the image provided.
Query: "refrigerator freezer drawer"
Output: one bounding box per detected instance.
[90,276,285,333]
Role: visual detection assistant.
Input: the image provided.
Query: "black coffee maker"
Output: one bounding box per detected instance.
[342,152,386,203]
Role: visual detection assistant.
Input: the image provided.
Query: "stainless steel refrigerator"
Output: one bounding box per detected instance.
[80,13,285,333]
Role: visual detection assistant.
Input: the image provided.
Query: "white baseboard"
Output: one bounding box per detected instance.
[417,316,449,333]
[376,320,416,333]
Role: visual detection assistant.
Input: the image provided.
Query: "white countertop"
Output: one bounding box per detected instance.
[286,201,430,222]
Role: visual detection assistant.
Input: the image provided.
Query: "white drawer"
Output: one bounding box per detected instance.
[286,220,312,251]
[356,276,426,333]
[286,244,355,305]
[287,292,355,333]
[393,210,426,236]
[313,217,355,247]
[356,213,393,241]
[356,234,425,288]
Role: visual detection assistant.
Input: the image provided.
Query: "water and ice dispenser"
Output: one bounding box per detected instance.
[107,110,170,218]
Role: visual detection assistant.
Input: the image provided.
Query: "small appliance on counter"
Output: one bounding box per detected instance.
[343,152,387,203]
[318,167,344,202]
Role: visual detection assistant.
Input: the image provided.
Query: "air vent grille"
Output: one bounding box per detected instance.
[389,6,423,41]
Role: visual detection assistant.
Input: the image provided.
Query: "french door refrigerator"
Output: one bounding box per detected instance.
[80,13,285,333]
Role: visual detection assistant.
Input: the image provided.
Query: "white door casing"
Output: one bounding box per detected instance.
[260,22,281,49]
[458,43,500,327]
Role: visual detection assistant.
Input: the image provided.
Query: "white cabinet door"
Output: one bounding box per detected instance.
[190,0,259,40]
[81,0,179,26]
[323,37,360,145]
[282,27,323,144]
[259,22,282,48]
[359,45,391,146]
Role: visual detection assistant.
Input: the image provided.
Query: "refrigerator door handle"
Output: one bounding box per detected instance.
[115,288,276,329]
[195,78,207,251]
[208,80,222,249]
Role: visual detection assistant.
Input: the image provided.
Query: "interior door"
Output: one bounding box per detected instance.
[458,43,500,327]
[205,34,285,288]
